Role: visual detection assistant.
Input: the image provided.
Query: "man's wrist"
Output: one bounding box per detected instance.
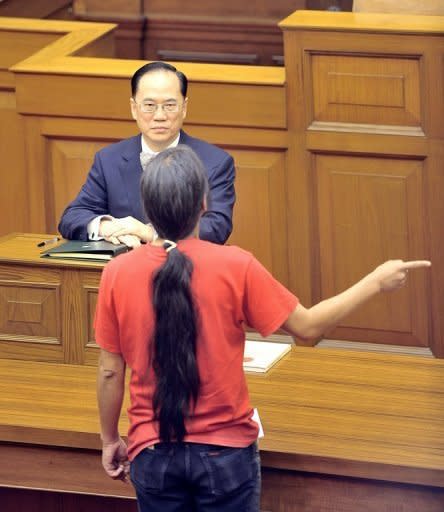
[98,216,115,238]
[101,433,120,445]
[88,215,113,240]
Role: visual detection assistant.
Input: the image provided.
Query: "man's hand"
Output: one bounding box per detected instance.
[101,436,130,483]
[99,217,153,248]
[108,216,154,244]
[372,259,431,292]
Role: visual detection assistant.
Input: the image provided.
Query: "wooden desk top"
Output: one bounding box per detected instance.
[1,17,284,85]
[0,232,106,269]
[280,10,444,34]
[1,346,443,488]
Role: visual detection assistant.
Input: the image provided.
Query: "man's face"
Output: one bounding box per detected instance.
[130,70,188,152]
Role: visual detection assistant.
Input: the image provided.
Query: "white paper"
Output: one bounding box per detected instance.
[243,340,291,372]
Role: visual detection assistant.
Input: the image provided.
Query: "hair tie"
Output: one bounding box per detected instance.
[164,240,177,253]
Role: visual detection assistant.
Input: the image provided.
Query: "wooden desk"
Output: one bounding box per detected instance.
[0,233,443,510]
[0,233,104,365]
[0,348,443,511]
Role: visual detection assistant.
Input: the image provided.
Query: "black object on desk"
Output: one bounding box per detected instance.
[40,240,128,261]
[37,236,61,248]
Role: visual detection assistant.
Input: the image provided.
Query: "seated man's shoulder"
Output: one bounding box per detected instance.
[181,132,232,163]
[98,135,140,159]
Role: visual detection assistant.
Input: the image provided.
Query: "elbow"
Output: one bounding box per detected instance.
[287,317,324,346]
[299,323,324,340]
[284,306,324,346]
[298,330,318,341]
[292,329,322,347]
[285,324,321,346]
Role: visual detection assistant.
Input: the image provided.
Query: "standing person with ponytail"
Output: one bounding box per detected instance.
[95,146,430,512]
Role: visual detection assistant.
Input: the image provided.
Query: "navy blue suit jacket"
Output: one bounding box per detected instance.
[58,131,235,244]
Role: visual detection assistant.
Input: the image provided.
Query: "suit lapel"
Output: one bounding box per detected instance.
[179,130,191,147]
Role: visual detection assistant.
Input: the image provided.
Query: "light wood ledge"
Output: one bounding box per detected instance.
[0,347,443,492]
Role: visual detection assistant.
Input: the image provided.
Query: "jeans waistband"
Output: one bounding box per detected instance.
[147,441,257,451]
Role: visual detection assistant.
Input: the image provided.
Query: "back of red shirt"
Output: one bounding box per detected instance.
[95,239,298,459]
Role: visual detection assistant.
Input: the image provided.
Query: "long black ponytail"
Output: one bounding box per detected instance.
[141,145,209,442]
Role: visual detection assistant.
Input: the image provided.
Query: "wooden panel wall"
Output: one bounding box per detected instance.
[281,11,444,355]
[2,15,444,357]
[72,0,353,62]
[0,18,116,238]
[316,156,429,346]
[0,0,73,19]
[0,29,59,238]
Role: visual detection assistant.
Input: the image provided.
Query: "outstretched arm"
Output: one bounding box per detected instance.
[283,260,431,343]
[97,348,129,482]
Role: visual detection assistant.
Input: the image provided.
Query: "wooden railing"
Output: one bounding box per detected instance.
[1,349,443,511]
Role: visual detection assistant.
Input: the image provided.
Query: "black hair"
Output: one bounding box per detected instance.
[131,61,188,98]
[141,145,208,443]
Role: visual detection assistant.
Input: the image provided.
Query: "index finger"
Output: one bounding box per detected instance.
[402,260,431,270]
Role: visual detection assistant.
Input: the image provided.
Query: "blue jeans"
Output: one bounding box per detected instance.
[130,441,261,512]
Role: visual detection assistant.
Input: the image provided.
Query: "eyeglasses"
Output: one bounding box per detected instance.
[134,101,182,114]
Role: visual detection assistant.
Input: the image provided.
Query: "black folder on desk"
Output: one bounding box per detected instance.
[40,240,128,261]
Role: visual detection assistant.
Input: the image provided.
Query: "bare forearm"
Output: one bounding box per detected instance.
[97,358,125,443]
[284,259,431,341]
[301,272,379,339]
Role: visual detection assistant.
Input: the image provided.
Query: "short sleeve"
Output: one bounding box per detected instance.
[243,257,299,337]
[94,262,122,354]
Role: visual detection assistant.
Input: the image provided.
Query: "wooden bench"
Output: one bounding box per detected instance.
[1,347,443,511]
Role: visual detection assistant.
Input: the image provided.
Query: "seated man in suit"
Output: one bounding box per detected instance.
[58,61,235,247]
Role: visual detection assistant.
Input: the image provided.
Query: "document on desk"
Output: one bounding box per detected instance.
[243,340,292,373]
